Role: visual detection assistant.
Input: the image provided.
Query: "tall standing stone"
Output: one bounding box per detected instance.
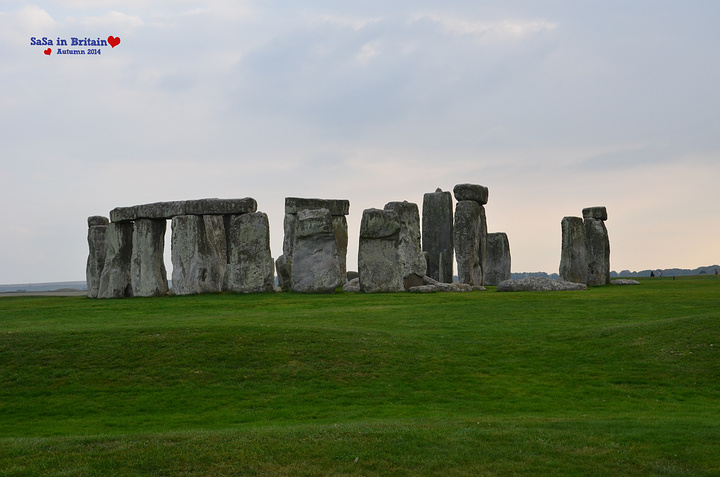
[422,189,454,283]
[97,222,134,299]
[130,218,169,297]
[290,208,343,293]
[485,232,511,286]
[583,207,610,286]
[171,215,227,295]
[86,216,109,298]
[453,201,483,286]
[223,212,274,293]
[359,208,404,293]
[559,217,587,284]
[384,201,426,289]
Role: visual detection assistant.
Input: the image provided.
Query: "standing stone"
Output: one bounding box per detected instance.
[97,222,134,298]
[559,217,587,284]
[332,215,349,279]
[86,216,109,298]
[422,189,454,283]
[171,215,227,295]
[384,201,427,289]
[358,208,404,293]
[485,232,511,286]
[453,201,483,286]
[223,212,274,293]
[290,208,343,293]
[583,207,610,286]
[130,219,169,297]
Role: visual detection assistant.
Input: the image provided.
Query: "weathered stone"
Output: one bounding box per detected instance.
[290,209,342,293]
[223,212,274,293]
[582,206,608,221]
[275,255,291,292]
[282,213,297,257]
[613,279,640,285]
[485,232,511,286]
[346,271,359,281]
[472,285,487,291]
[384,201,427,289]
[497,277,588,292]
[184,198,257,216]
[453,201,485,286]
[342,277,360,292]
[332,216,349,279]
[97,222,134,298]
[135,201,186,219]
[422,189,454,283]
[585,217,611,286]
[453,183,489,205]
[359,209,404,293]
[109,206,136,223]
[408,285,437,293]
[86,220,108,298]
[171,215,227,295]
[559,217,588,284]
[130,219,168,297]
[285,197,350,216]
[88,216,109,227]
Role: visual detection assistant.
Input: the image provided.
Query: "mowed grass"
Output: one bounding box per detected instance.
[1,276,719,476]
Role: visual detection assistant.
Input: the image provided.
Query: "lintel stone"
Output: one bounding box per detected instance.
[285,197,349,216]
[184,198,257,216]
[582,206,608,221]
[453,184,489,205]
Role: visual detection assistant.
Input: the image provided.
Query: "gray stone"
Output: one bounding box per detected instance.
[332,216,349,279]
[497,277,588,292]
[585,217,611,286]
[223,212,274,293]
[384,201,427,289]
[109,206,136,223]
[559,217,588,284]
[454,201,486,286]
[472,285,487,291]
[275,254,291,292]
[342,277,360,292]
[422,189,454,283]
[130,219,169,297]
[582,206,608,221]
[453,183,489,205]
[290,208,343,293]
[358,209,404,293]
[88,216,109,227]
[86,221,108,298]
[613,279,640,285]
[285,197,350,216]
[346,271,359,281]
[135,201,186,220]
[408,285,437,293]
[97,222,134,298]
[184,197,257,216]
[485,232,511,286]
[171,215,227,295]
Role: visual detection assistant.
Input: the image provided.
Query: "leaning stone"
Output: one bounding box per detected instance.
[346,271,359,281]
[86,220,109,298]
[135,201,186,220]
[88,216,109,227]
[453,183,489,205]
[585,217,611,286]
[130,219,169,297]
[275,254,292,291]
[223,212,274,293]
[613,279,640,285]
[285,197,350,216]
[408,285,437,293]
[485,232,511,286]
[359,209,404,293]
[291,209,343,293]
[423,275,440,286]
[422,189,454,283]
[110,206,136,223]
[582,206,608,221]
[559,217,588,284]
[497,277,588,292]
[454,201,484,286]
[171,215,227,295]
[184,198,257,216]
[97,222,134,298]
[342,277,360,292]
[384,201,427,288]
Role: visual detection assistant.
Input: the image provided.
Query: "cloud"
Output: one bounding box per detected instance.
[411,13,558,43]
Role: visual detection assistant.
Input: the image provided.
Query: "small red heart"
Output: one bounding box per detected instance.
[44,48,51,55]
[107,36,121,48]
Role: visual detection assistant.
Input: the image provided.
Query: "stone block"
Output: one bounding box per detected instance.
[384,201,427,287]
[135,201,186,219]
[86,223,108,298]
[97,222,134,298]
[582,206,608,221]
[88,216,109,227]
[110,206,137,223]
[130,219,169,297]
[453,183,489,205]
[360,208,400,239]
[358,209,404,293]
[171,215,227,295]
[223,212,275,293]
[559,217,587,284]
[290,208,342,293]
[453,200,484,286]
[585,217,611,286]
[485,232,511,286]
[285,197,349,216]
[422,188,454,283]
[184,198,257,216]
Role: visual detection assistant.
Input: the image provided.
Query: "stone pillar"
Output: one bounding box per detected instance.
[131,218,169,297]
[384,201,426,289]
[290,208,343,293]
[171,215,227,295]
[452,184,489,286]
[359,208,404,293]
[224,212,274,293]
[583,207,610,286]
[97,222,134,298]
[86,216,109,298]
[485,232,511,286]
[559,217,587,284]
[422,188,454,283]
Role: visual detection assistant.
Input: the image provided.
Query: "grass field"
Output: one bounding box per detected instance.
[1,276,719,476]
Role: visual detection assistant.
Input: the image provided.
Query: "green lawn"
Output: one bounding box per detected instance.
[1,276,719,475]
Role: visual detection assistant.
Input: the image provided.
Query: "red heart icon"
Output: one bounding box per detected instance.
[44,48,51,55]
[107,36,121,48]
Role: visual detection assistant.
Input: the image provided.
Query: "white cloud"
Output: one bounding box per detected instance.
[412,13,557,43]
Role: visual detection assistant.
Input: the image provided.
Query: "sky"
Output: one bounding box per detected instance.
[1,0,719,284]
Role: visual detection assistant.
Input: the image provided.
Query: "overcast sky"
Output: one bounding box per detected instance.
[1,1,719,284]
